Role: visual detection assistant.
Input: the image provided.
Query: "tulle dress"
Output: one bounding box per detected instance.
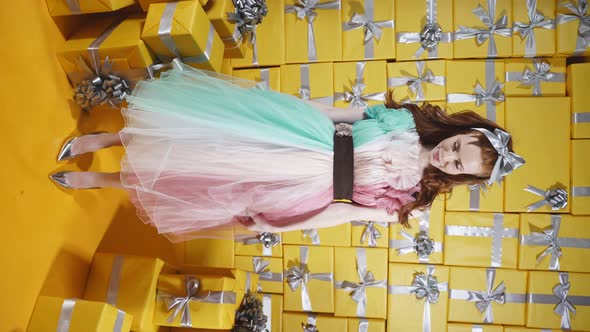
[120,65,423,241]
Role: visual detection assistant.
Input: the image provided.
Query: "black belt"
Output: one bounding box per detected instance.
[333,123,354,203]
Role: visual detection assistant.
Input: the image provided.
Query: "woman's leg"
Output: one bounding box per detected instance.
[70,132,123,156]
[61,172,123,189]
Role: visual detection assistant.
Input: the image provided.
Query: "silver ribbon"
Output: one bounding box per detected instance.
[285,0,341,62]
[302,229,320,245]
[342,0,395,59]
[387,61,445,101]
[513,0,556,56]
[301,314,319,332]
[473,128,526,185]
[450,268,527,324]
[445,213,516,267]
[389,210,443,263]
[158,277,236,327]
[335,248,387,317]
[286,246,333,312]
[240,232,281,256]
[524,184,569,212]
[573,186,590,197]
[396,0,454,58]
[469,184,481,211]
[573,112,590,123]
[454,0,512,57]
[65,0,81,14]
[262,294,273,332]
[252,256,283,292]
[57,299,126,332]
[388,265,448,332]
[106,255,124,305]
[256,68,271,90]
[357,319,369,332]
[298,64,334,105]
[471,326,483,332]
[334,62,386,109]
[556,0,590,55]
[505,59,566,96]
[351,220,388,247]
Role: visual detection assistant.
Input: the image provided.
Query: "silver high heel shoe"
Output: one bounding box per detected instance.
[57,132,104,162]
[49,171,101,189]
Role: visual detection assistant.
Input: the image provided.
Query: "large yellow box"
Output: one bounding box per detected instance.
[341,0,395,61]
[387,263,449,332]
[334,248,388,318]
[504,97,571,213]
[519,214,590,272]
[46,0,134,16]
[444,212,519,269]
[504,328,550,332]
[142,1,224,72]
[453,0,512,58]
[387,60,446,102]
[447,323,503,332]
[527,271,590,330]
[185,237,234,268]
[446,183,503,212]
[567,63,590,139]
[395,0,454,60]
[27,296,133,332]
[232,67,281,91]
[234,231,283,257]
[333,60,387,109]
[557,1,590,56]
[448,267,527,325]
[283,313,348,332]
[282,223,351,247]
[234,255,283,294]
[512,0,556,57]
[283,245,334,313]
[388,195,445,264]
[230,0,285,68]
[347,318,385,332]
[280,63,334,104]
[204,0,247,58]
[352,220,389,248]
[83,253,173,332]
[505,58,566,96]
[572,139,590,215]
[446,60,506,126]
[284,0,342,63]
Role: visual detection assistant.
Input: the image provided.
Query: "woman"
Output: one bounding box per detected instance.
[50,65,525,241]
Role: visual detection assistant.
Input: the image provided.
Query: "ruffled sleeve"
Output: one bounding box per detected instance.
[353,104,416,147]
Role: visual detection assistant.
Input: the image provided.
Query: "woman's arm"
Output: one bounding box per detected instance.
[303,99,365,123]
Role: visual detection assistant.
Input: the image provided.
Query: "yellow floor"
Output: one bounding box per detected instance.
[0,1,177,330]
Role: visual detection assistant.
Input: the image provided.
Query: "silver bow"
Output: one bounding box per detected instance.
[524,185,569,212]
[472,128,526,185]
[302,229,320,245]
[301,322,319,332]
[286,247,333,312]
[343,13,392,42]
[472,80,505,107]
[557,0,590,54]
[72,57,132,110]
[396,231,436,259]
[513,0,555,56]
[342,82,385,109]
[454,0,513,57]
[226,0,268,45]
[387,61,445,101]
[252,257,273,291]
[528,216,564,270]
[410,272,441,304]
[553,273,576,330]
[353,220,388,247]
[519,60,564,96]
[257,232,281,248]
[466,269,506,324]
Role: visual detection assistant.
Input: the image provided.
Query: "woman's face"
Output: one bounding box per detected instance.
[429,134,484,176]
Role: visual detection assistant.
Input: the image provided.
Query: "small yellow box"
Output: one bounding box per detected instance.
[387,263,449,332]
[27,296,133,332]
[447,323,503,332]
[504,97,571,213]
[204,0,247,58]
[352,220,389,248]
[567,63,590,138]
[347,318,385,332]
[46,0,134,16]
[341,0,395,61]
[572,139,590,215]
[334,248,388,318]
[453,0,512,58]
[234,255,283,294]
[234,230,283,257]
[504,328,548,332]
[280,63,334,104]
[283,313,348,332]
[387,60,446,102]
[333,60,387,109]
[556,1,590,56]
[445,183,503,212]
[232,67,281,91]
[283,245,334,313]
[142,1,224,72]
[505,58,566,96]
[512,0,556,57]
[282,223,351,247]
[138,0,209,12]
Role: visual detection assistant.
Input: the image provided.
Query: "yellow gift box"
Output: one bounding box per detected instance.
[334,248,388,318]
[341,0,395,61]
[446,60,506,126]
[446,183,503,212]
[283,313,348,332]
[527,271,590,330]
[333,60,387,109]
[504,97,571,213]
[27,296,132,332]
[572,140,590,215]
[387,263,449,332]
[519,214,590,272]
[83,253,173,332]
[256,293,283,332]
[234,231,283,257]
[444,212,519,269]
[220,57,232,76]
[139,0,208,12]
[284,0,342,63]
[142,1,224,72]
[46,0,135,16]
[234,256,284,294]
[505,58,566,97]
[448,267,527,325]
[387,60,446,102]
[348,318,385,332]
[388,195,445,264]
[557,0,590,56]
[184,236,235,268]
[512,0,556,57]
[283,245,334,313]
[447,323,503,332]
[154,273,243,329]
[280,62,334,104]
[453,0,512,58]
[395,0,454,60]
[231,0,284,68]
[567,63,590,139]
[204,0,247,58]
[282,223,351,247]
[504,328,549,332]
[232,67,281,91]
[352,220,389,248]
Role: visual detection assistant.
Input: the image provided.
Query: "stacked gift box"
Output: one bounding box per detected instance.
[38,0,590,330]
